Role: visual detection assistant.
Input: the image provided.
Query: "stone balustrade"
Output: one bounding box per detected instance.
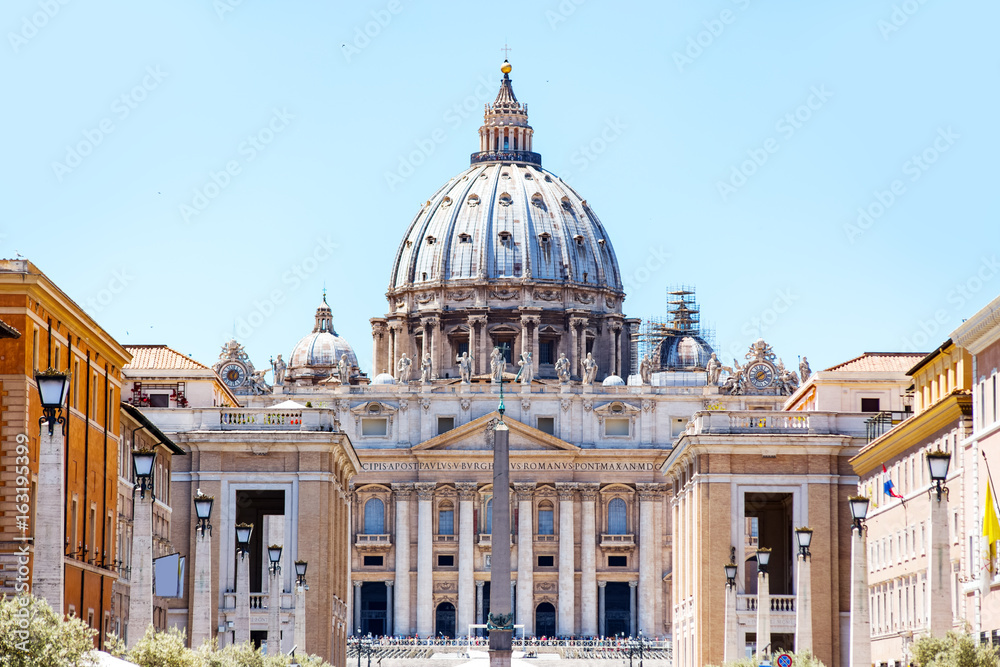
[136,407,338,432]
[686,410,870,437]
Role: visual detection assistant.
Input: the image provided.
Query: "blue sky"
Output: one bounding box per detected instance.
[6,0,997,375]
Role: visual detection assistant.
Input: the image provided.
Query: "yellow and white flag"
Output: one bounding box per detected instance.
[983,479,1000,573]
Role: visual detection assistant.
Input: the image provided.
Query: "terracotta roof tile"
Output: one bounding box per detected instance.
[823,352,926,374]
[124,345,210,371]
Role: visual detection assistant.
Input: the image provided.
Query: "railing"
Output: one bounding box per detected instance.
[435,535,456,542]
[137,407,338,433]
[729,413,809,430]
[535,535,556,542]
[737,594,795,612]
[866,410,914,443]
[600,533,636,550]
[470,150,542,166]
[221,409,302,428]
[249,594,266,610]
[356,534,391,550]
[686,410,871,437]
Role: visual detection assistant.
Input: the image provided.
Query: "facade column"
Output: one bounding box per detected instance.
[392,484,413,636]
[457,482,477,639]
[849,525,870,666]
[127,493,154,647]
[724,579,738,662]
[514,483,535,637]
[35,428,64,613]
[556,483,576,637]
[569,319,580,378]
[636,484,660,635]
[353,581,362,634]
[190,524,213,648]
[756,569,770,658]
[611,322,622,376]
[385,582,394,637]
[629,581,637,637]
[268,566,282,656]
[371,323,384,376]
[929,494,952,636]
[476,580,485,630]
[598,581,606,637]
[795,552,812,654]
[415,483,436,637]
[235,551,251,645]
[579,483,599,636]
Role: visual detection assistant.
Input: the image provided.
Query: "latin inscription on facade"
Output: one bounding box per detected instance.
[361,461,654,472]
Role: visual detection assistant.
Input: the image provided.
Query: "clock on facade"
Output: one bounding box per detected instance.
[747,362,775,389]
[220,361,248,388]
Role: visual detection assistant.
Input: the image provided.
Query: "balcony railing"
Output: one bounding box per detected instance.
[866,410,914,443]
[535,535,556,542]
[737,594,795,612]
[435,535,456,543]
[135,407,338,433]
[356,534,392,551]
[600,533,636,551]
[685,410,870,438]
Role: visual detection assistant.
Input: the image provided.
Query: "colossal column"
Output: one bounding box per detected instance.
[579,483,600,636]
[556,483,577,637]
[514,483,536,637]
[636,483,662,635]
[415,483,436,637]
[392,483,413,636]
[457,482,477,638]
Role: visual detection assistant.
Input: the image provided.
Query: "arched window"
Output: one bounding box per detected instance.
[608,498,627,535]
[439,501,454,536]
[538,501,554,535]
[486,498,493,533]
[364,498,385,534]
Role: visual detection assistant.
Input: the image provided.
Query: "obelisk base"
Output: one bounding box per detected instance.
[489,648,512,667]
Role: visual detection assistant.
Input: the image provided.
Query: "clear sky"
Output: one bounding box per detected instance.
[6,0,997,376]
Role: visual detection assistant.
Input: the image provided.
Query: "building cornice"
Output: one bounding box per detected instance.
[951,293,1000,354]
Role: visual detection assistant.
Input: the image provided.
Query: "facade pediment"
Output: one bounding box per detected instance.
[412,411,579,452]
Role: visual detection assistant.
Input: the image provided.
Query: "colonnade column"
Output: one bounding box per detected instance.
[476,581,485,629]
[556,483,576,637]
[598,581,606,637]
[385,582,394,637]
[392,483,413,636]
[636,483,662,635]
[415,482,436,637]
[457,482,477,638]
[579,483,599,636]
[629,581,637,637]
[514,483,536,637]
[353,581,362,634]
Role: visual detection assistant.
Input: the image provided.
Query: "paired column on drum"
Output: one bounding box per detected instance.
[392,483,413,637]
[514,483,536,637]
[556,483,577,637]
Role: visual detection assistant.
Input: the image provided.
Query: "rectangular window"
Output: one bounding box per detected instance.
[537,555,554,567]
[32,328,38,371]
[861,398,881,412]
[605,418,630,436]
[71,498,79,555]
[537,509,554,535]
[536,417,554,435]
[438,510,454,536]
[92,374,98,420]
[54,345,60,371]
[455,341,469,357]
[361,418,388,436]
[148,393,169,408]
[437,554,454,567]
[608,556,627,567]
[437,417,455,434]
[363,556,384,567]
[539,341,555,365]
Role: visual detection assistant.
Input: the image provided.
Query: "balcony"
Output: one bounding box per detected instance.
[736,594,796,631]
[866,411,914,443]
[685,410,869,438]
[535,534,556,543]
[135,406,338,433]
[355,534,391,552]
[478,533,513,550]
[435,534,456,543]
[600,533,636,552]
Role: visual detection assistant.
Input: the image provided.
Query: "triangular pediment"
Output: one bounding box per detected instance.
[413,411,579,452]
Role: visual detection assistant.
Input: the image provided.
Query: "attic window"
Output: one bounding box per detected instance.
[524,173,533,180]
[538,232,551,245]
[467,194,480,207]
[498,231,513,244]
[458,233,472,243]
[501,171,510,180]
[574,235,585,247]
[561,197,573,211]
[531,194,544,208]
[598,239,606,246]
[367,403,381,415]
[544,175,552,182]
[426,236,437,245]
[406,240,413,247]
[499,193,512,207]
[441,196,452,207]
[422,272,428,280]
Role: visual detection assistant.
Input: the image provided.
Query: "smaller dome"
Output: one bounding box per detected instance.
[287,293,362,385]
[655,334,715,370]
[372,373,396,385]
[602,375,625,386]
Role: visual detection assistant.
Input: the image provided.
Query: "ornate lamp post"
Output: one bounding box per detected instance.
[234,523,253,645]
[848,495,870,667]
[267,544,283,656]
[755,547,772,659]
[293,559,308,654]
[926,451,953,637]
[723,551,739,662]
[33,368,70,611]
[191,490,214,648]
[794,527,813,654]
[127,446,156,647]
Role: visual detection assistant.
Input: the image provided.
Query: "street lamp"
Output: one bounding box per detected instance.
[295,560,308,586]
[849,495,870,531]
[35,368,70,435]
[756,547,771,575]
[724,562,738,587]
[194,490,214,536]
[235,522,253,558]
[132,448,156,500]
[268,544,283,575]
[795,527,813,559]
[926,450,951,501]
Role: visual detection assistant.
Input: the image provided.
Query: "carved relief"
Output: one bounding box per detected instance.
[521,397,531,412]
[491,289,519,301]
[416,293,435,304]
[460,398,471,411]
[534,290,561,301]
[448,290,474,302]
[560,398,571,412]
[575,292,596,304]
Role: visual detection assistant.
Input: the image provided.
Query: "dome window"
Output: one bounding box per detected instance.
[367,403,381,415]
[501,171,510,180]
[441,196,452,207]
[610,402,625,414]
[426,236,437,245]
[498,231,513,244]
[530,194,545,208]
[538,232,551,245]
[561,197,573,211]
[499,193,512,207]
[467,194,480,207]
[574,235,585,247]
[545,175,552,182]
[458,233,472,244]
[524,173,533,180]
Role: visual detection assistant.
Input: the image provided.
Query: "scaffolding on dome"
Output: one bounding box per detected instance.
[630,285,716,374]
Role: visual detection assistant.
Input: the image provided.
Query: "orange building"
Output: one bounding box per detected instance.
[0,259,130,649]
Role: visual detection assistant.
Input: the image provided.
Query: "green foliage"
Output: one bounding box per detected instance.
[911,631,1000,667]
[0,594,96,667]
[706,649,826,667]
[124,632,334,667]
[126,626,200,667]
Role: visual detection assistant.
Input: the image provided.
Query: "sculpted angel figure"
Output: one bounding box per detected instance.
[396,353,412,383]
[489,347,504,383]
[518,351,533,384]
[457,351,473,383]
[420,354,432,384]
[583,352,598,385]
[554,353,571,384]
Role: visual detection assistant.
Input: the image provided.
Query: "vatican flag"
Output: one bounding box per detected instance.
[984,480,1000,574]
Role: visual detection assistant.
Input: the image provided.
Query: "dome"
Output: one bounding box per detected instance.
[372,373,396,385]
[602,374,625,386]
[287,294,361,384]
[655,334,715,370]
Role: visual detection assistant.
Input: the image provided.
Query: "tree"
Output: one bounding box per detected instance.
[0,594,96,667]
[911,631,1000,667]
[126,626,200,667]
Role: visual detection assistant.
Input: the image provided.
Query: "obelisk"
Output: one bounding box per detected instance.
[489,349,515,667]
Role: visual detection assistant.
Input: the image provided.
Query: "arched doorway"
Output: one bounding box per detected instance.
[605,582,630,637]
[360,582,387,636]
[535,602,556,637]
[436,601,456,638]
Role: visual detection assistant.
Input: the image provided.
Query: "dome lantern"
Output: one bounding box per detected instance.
[472,60,539,166]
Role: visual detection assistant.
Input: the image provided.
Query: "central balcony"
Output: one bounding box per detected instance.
[600,533,636,552]
[356,534,391,552]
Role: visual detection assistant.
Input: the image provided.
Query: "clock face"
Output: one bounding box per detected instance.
[747,362,774,389]
[221,362,247,388]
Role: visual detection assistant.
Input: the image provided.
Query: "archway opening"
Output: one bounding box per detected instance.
[535,602,555,637]
[605,582,631,637]
[436,601,456,638]
[360,582,387,636]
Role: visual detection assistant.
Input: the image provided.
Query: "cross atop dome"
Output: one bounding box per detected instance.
[471,59,540,166]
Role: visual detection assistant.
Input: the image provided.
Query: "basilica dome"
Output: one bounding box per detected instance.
[287,294,362,385]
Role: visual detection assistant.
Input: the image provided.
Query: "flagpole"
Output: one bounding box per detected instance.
[983,450,999,507]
